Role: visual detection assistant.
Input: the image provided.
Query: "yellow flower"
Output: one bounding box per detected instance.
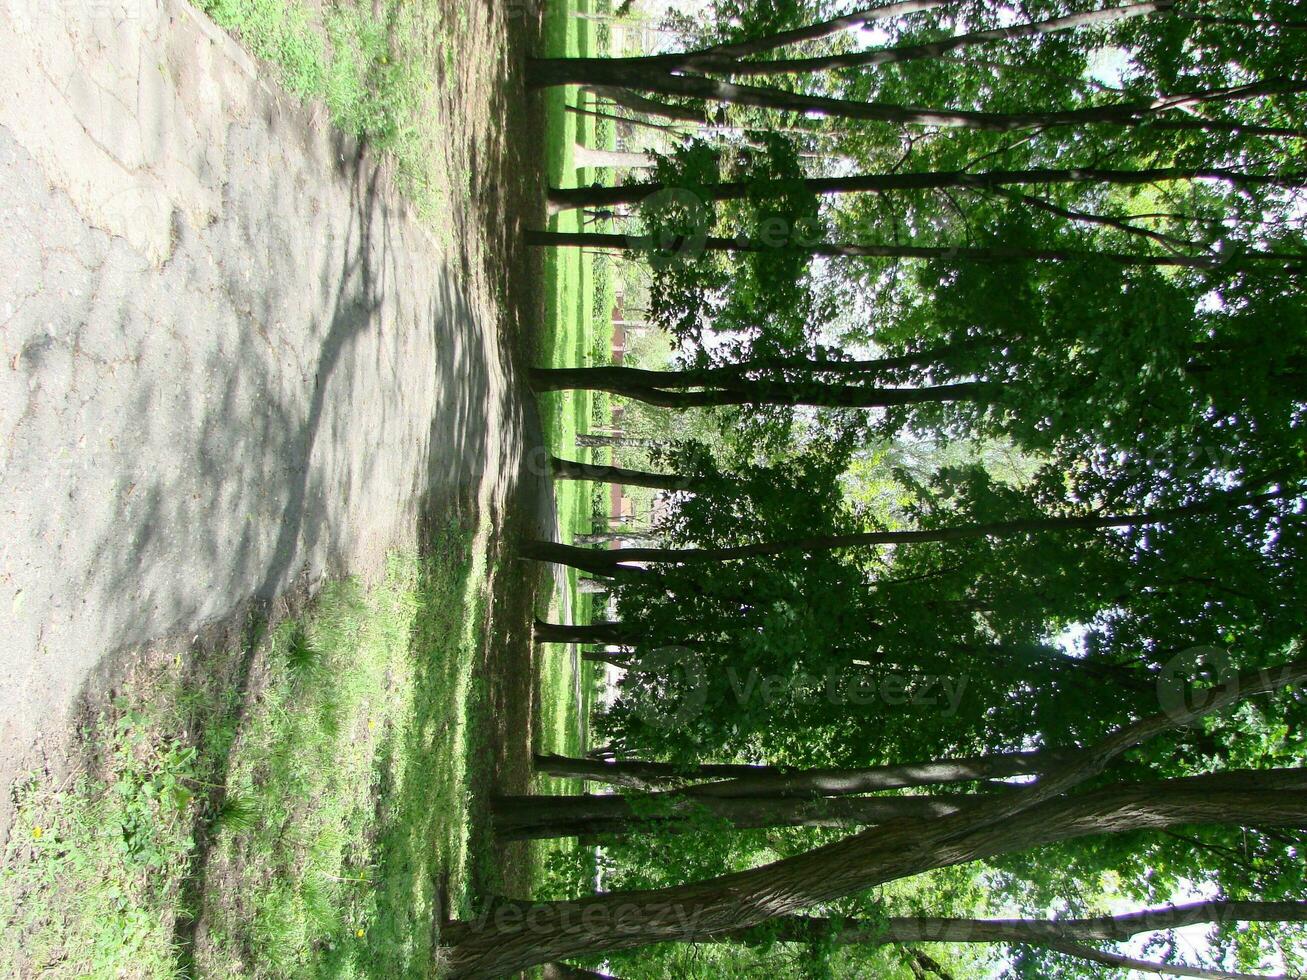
[367,718,376,731]
[31,826,43,840]
[356,928,366,938]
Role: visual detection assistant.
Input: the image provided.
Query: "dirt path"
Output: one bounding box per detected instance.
[0,0,541,825]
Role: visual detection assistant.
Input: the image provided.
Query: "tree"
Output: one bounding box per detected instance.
[522,484,1288,576]
[532,747,1069,795]
[439,660,1307,975]
[546,163,1307,214]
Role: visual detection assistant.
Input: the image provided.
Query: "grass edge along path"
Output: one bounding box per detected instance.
[1,521,491,978]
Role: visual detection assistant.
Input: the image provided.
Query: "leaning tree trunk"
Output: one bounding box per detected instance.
[442,773,1307,975]
[536,369,993,411]
[533,747,1071,796]
[584,85,709,125]
[440,663,1307,975]
[680,0,949,61]
[492,789,983,840]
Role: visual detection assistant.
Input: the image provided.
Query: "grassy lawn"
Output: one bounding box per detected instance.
[531,0,615,899]
[1,522,490,977]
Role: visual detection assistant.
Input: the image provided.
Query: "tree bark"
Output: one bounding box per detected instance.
[532,365,993,411]
[532,67,1307,140]
[550,455,699,491]
[729,899,1307,945]
[1044,941,1290,980]
[527,230,1303,271]
[687,0,950,61]
[534,619,631,645]
[520,488,1286,574]
[572,144,655,170]
[533,748,1072,796]
[585,86,709,125]
[492,789,983,840]
[576,433,666,449]
[536,1,1169,82]
[531,347,975,394]
[443,775,1307,975]
[546,163,1306,213]
[441,659,1307,974]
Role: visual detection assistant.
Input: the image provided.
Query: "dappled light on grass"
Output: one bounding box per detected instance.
[0,523,489,979]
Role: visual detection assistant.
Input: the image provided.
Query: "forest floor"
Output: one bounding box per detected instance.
[0,0,601,974]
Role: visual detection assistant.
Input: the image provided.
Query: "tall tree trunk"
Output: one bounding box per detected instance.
[533,66,1307,140]
[550,455,699,491]
[534,367,993,411]
[531,347,974,394]
[536,1,1169,82]
[534,620,630,645]
[1044,942,1290,980]
[441,660,1307,974]
[713,0,1170,76]
[527,230,1303,271]
[533,748,1071,796]
[542,965,619,980]
[726,899,1307,945]
[546,164,1306,213]
[572,144,655,170]
[576,433,666,449]
[585,86,709,124]
[520,488,1286,575]
[572,532,659,547]
[492,789,983,840]
[698,0,950,60]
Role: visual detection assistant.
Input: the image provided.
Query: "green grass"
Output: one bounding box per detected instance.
[1,523,489,978]
[530,0,617,904]
[193,0,458,226]
[535,0,616,762]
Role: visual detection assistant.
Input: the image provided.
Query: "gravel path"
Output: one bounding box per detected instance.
[0,0,532,819]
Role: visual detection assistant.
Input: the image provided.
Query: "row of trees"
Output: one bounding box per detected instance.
[446,0,1305,975]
